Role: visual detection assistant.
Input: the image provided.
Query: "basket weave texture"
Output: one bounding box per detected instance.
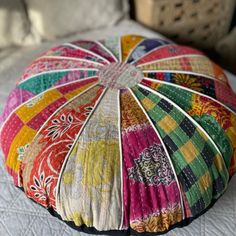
[135,0,236,48]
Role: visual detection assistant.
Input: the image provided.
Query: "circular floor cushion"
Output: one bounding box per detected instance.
[0,35,236,235]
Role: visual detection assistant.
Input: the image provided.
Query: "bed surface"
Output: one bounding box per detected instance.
[0,19,236,236]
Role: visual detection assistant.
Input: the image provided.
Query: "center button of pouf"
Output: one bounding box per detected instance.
[98,62,143,89]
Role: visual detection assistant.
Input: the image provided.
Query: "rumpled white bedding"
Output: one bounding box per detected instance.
[0,19,235,236]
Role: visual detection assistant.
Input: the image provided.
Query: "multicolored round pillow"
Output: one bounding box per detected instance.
[0,35,236,235]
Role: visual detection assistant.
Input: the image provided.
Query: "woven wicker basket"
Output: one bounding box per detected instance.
[135,0,236,49]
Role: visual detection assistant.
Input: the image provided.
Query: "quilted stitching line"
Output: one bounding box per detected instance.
[18,68,98,87]
[132,85,225,213]
[122,113,142,221]
[117,90,124,230]
[123,38,146,64]
[39,55,104,66]
[139,85,225,186]
[25,85,104,209]
[0,76,98,135]
[138,83,227,172]
[55,87,108,215]
[142,70,222,83]
[141,79,235,171]
[2,81,99,182]
[144,72,217,93]
[137,54,207,68]
[121,90,152,223]
[143,77,236,116]
[129,88,185,219]
[155,82,231,152]
[139,57,225,83]
[126,96,180,221]
[95,40,118,62]
[63,43,111,64]
[130,42,175,65]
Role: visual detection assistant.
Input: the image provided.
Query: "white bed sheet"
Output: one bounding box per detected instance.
[0,19,235,236]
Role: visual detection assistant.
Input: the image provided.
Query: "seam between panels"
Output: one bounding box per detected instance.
[142,70,225,84]
[143,77,236,116]
[0,78,99,138]
[2,81,98,182]
[55,87,108,214]
[136,54,207,68]
[39,56,105,67]
[16,83,99,187]
[95,40,119,63]
[63,43,111,65]
[117,89,124,230]
[123,38,146,64]
[127,87,186,220]
[138,83,229,180]
[130,43,175,65]
[19,68,98,85]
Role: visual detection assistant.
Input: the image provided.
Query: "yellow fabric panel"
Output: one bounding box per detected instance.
[158,115,178,134]
[199,171,212,194]
[180,140,199,164]
[121,35,144,62]
[76,139,119,189]
[16,89,62,123]
[213,153,224,172]
[141,97,156,110]
[63,139,120,227]
[63,82,97,100]
[6,125,37,173]
[121,90,149,129]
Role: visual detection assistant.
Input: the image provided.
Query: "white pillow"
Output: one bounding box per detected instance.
[26,0,129,41]
[0,0,37,48]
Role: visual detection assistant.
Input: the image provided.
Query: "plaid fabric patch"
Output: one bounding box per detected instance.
[132,85,229,217]
[141,80,233,170]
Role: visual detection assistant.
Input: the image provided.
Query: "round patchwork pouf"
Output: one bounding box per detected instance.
[0,35,236,235]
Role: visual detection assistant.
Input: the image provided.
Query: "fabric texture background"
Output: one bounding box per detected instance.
[25,0,129,41]
[0,0,37,48]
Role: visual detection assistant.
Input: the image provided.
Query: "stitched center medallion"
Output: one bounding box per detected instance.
[98,63,143,89]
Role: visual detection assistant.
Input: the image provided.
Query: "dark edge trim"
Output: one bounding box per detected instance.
[17,175,233,236]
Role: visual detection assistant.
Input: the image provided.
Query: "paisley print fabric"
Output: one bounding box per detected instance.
[128,143,175,186]
[0,35,235,236]
[120,89,183,232]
